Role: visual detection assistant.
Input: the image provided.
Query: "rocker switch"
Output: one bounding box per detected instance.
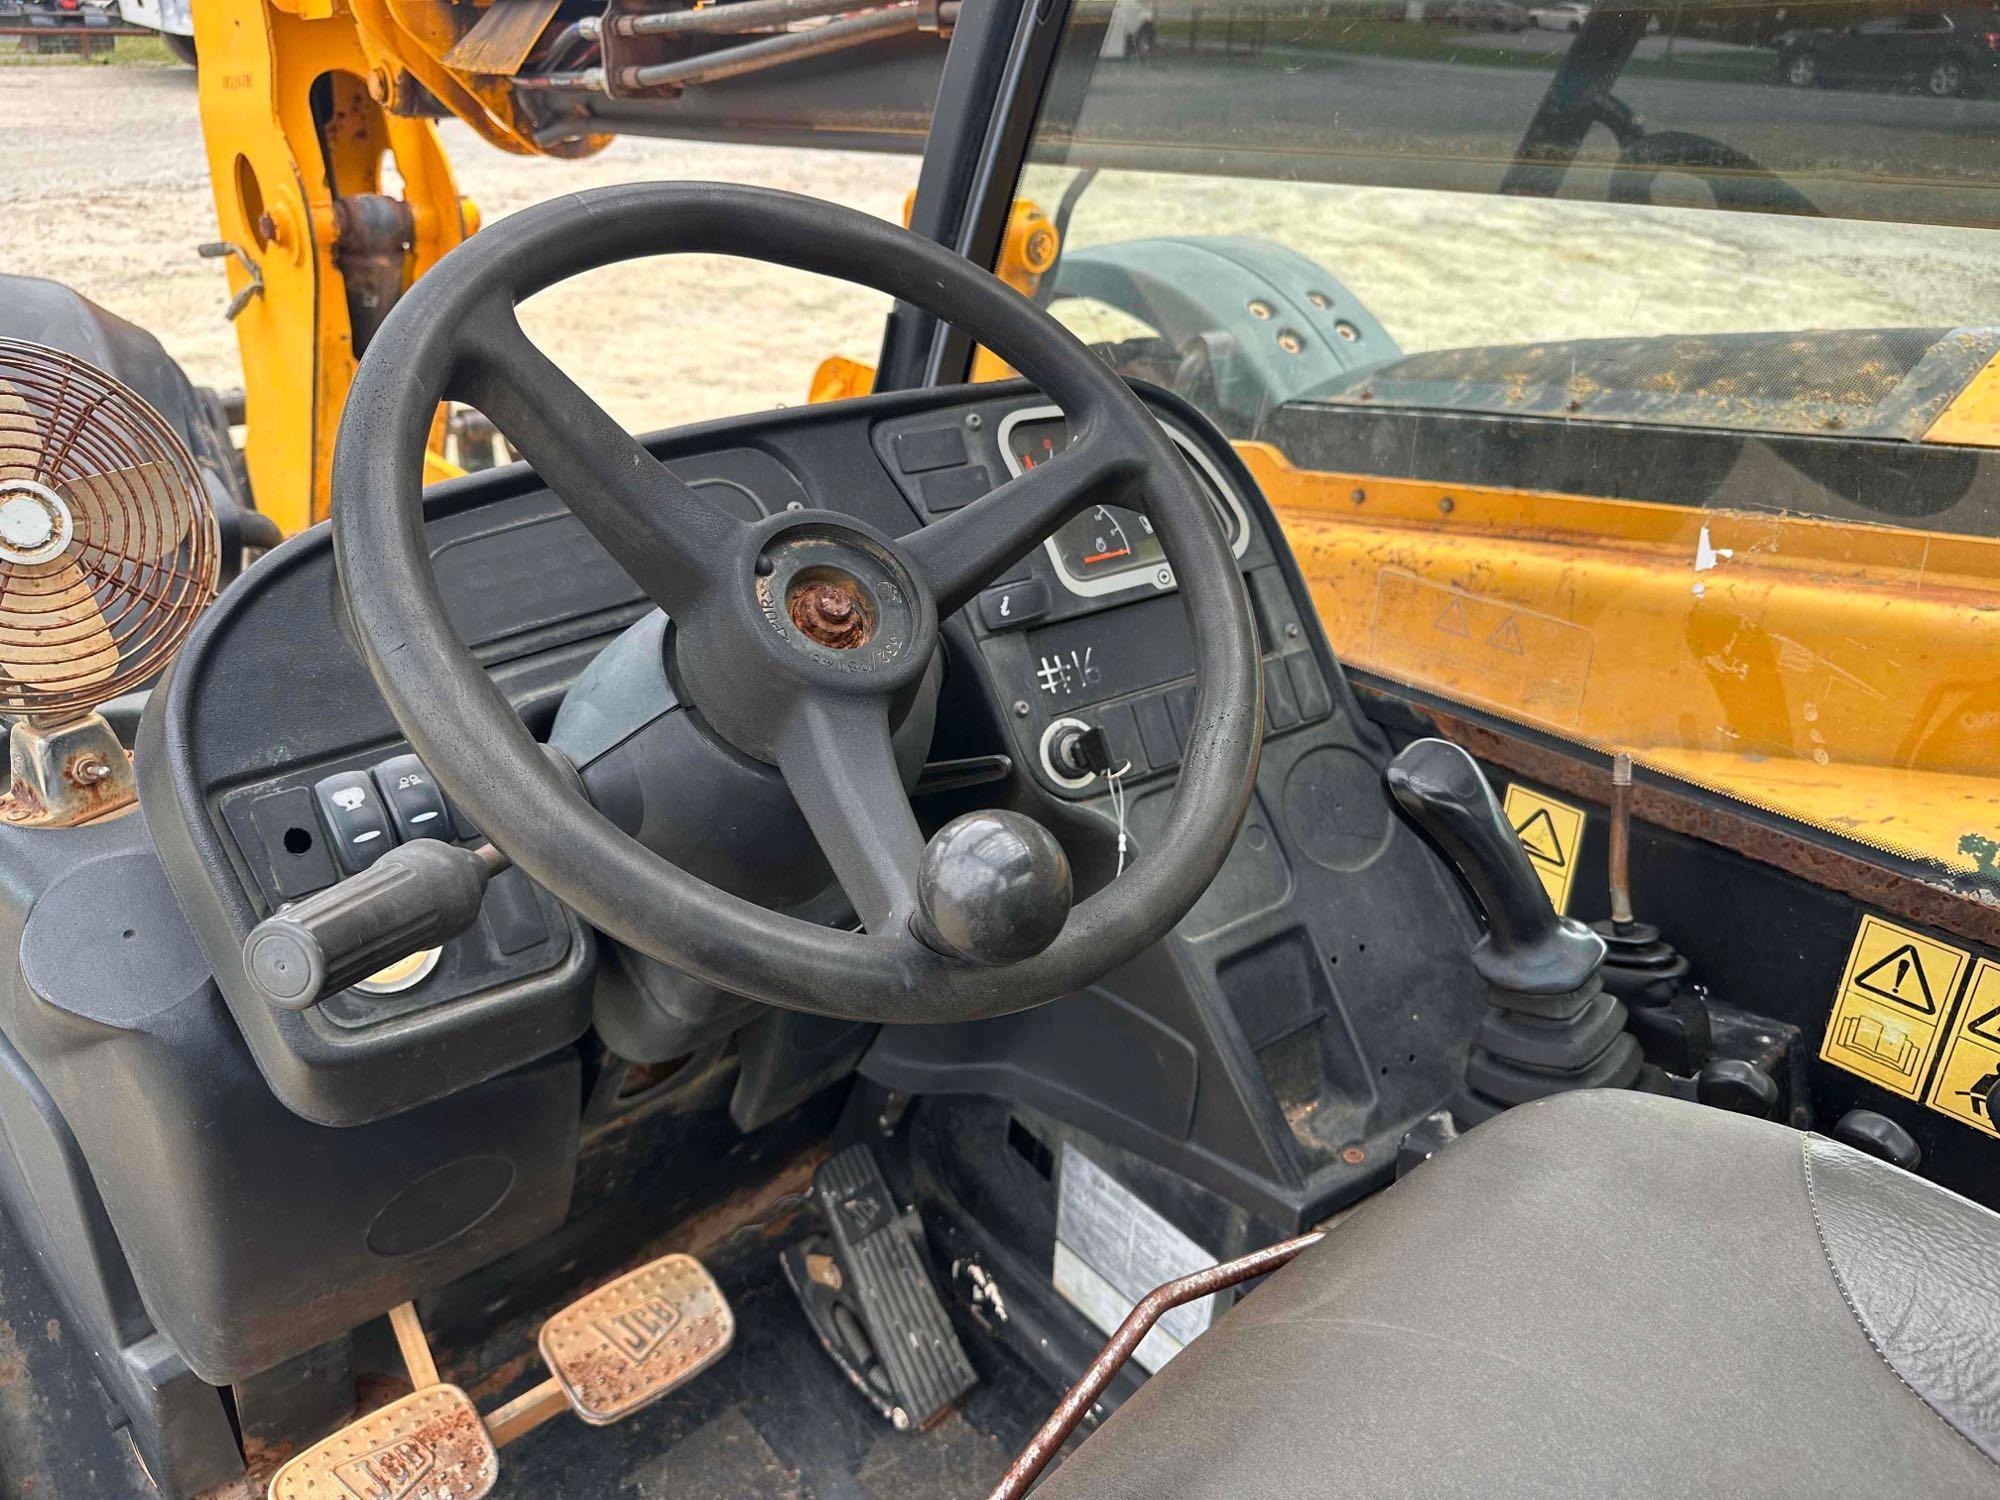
[373,754,452,843]
[311,770,397,875]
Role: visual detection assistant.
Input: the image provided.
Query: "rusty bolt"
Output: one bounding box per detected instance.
[366,67,391,103]
[1340,1146,1366,1165]
[1350,487,1366,505]
[1438,495,1456,514]
[72,757,112,785]
[788,580,869,649]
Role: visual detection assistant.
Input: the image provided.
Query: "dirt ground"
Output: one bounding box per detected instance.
[0,61,920,432]
[4,55,1999,435]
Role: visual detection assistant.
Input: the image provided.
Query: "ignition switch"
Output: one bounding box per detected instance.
[1051,723,1114,780]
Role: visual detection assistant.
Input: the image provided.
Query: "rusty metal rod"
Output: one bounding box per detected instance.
[1608,751,1634,928]
[621,4,918,90]
[990,1231,1325,1500]
[616,0,891,38]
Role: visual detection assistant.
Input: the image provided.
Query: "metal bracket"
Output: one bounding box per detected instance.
[196,241,264,321]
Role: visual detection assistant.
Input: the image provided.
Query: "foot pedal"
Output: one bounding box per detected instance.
[786,1143,975,1429]
[538,1252,733,1426]
[268,1385,497,1500]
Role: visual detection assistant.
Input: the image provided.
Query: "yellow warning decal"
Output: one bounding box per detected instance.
[1926,958,2000,1136]
[1502,785,1585,914]
[1820,916,1970,1099]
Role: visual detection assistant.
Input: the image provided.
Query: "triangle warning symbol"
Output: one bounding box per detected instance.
[1488,617,1524,654]
[1967,1002,2000,1046]
[1435,599,1470,637]
[1513,807,1566,868]
[1853,944,1938,1015]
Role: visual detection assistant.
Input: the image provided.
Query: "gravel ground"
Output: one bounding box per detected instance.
[5,57,1998,435]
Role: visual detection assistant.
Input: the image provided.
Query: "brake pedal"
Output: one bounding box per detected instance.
[267,1384,499,1500]
[784,1143,976,1429]
[539,1252,734,1425]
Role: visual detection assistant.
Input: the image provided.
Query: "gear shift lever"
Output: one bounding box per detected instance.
[1386,738,1641,1122]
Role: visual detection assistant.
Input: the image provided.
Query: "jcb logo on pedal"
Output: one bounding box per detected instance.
[595,1295,682,1364]
[331,1438,434,1500]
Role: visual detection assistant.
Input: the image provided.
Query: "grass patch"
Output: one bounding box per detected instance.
[0,31,177,67]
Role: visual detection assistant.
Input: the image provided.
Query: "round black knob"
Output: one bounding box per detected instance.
[912,811,1071,966]
[1695,1058,1781,1119]
[1832,1108,1921,1171]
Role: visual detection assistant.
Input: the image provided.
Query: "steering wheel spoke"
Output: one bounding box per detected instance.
[455,312,742,615]
[903,431,1137,616]
[775,693,924,935]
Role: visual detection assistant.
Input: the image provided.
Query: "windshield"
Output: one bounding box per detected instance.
[1007,0,2000,892]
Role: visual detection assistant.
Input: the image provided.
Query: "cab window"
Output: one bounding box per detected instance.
[1005,0,2000,888]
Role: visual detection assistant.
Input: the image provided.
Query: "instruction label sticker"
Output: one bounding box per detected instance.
[1927,957,2000,1136]
[1053,1144,1217,1374]
[1502,785,1585,913]
[1820,916,1969,1099]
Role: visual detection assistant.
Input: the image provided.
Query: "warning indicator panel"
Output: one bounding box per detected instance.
[1502,785,1585,914]
[1820,916,1970,1099]
[1927,958,2000,1137]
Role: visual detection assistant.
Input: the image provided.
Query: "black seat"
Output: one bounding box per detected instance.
[1038,1090,2000,1498]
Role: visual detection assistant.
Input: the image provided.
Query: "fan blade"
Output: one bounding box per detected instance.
[0,379,42,481]
[58,462,189,565]
[0,556,119,697]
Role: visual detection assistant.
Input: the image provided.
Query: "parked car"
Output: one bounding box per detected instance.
[1436,0,1532,30]
[1775,9,2000,97]
[1528,3,1589,30]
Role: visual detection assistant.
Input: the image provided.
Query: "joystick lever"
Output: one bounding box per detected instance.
[1385,739,1640,1121]
[1386,738,1603,999]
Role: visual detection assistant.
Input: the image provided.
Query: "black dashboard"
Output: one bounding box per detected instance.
[138,381,1353,1130]
[102,377,1488,1384]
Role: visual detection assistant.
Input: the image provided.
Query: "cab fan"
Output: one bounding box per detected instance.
[0,340,218,825]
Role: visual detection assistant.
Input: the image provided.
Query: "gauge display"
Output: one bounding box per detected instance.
[1001,409,1247,596]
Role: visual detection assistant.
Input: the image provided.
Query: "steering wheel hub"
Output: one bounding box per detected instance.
[749,521,919,676]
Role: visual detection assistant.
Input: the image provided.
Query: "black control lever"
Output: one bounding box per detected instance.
[1384,738,1602,1002]
[1385,738,1639,1119]
[243,841,507,1011]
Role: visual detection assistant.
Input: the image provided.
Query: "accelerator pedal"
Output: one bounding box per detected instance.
[539,1252,734,1425]
[783,1143,975,1429]
[267,1385,498,1500]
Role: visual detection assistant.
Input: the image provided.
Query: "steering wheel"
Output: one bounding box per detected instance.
[333,183,1262,1025]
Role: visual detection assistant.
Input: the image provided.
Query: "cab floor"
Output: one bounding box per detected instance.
[466,1221,1057,1499]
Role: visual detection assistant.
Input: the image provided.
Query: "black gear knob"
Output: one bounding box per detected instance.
[1385,738,1604,1001]
[912,810,1072,966]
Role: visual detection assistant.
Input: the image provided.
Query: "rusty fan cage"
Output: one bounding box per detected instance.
[0,340,217,723]
[0,340,219,826]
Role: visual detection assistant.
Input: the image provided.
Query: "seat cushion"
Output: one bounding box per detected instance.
[1037,1090,2000,1499]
